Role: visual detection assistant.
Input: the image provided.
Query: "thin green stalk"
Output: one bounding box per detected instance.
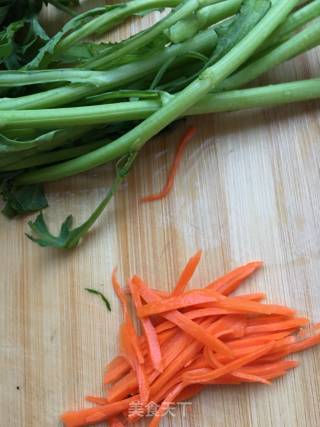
[264,0,320,48]
[168,0,242,43]
[0,29,217,110]
[2,78,319,132]
[220,18,320,90]
[0,69,146,87]
[82,0,209,71]
[15,0,300,185]
[0,101,159,129]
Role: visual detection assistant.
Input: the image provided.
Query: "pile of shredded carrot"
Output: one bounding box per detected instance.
[61,251,320,427]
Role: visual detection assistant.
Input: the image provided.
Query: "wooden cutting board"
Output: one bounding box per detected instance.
[1,3,320,427]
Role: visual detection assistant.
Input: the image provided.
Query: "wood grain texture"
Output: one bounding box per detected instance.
[1,3,320,427]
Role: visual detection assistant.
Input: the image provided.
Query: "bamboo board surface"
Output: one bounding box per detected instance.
[1,2,320,427]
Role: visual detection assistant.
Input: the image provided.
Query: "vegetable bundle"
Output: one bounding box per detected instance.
[0,0,320,248]
[61,252,320,427]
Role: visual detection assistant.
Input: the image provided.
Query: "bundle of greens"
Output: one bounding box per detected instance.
[0,0,319,249]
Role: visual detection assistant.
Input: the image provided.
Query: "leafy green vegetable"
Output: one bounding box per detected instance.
[85,288,112,311]
[0,0,319,250]
[1,182,48,218]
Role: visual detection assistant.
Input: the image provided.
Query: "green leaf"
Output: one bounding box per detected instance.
[25,5,122,69]
[85,288,111,311]
[57,41,113,64]
[26,152,137,249]
[1,182,48,218]
[0,20,24,61]
[211,0,271,64]
[0,17,49,69]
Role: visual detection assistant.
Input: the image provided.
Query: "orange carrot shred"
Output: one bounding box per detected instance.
[171,250,202,296]
[110,416,125,427]
[85,396,108,405]
[183,342,276,384]
[207,261,263,294]
[149,382,186,427]
[134,275,233,356]
[112,269,144,364]
[129,278,164,373]
[141,127,196,203]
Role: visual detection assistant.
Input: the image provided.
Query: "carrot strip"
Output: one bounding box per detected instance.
[227,330,294,348]
[172,250,202,296]
[149,316,242,398]
[204,346,271,385]
[183,342,275,384]
[215,298,295,316]
[134,276,233,356]
[104,356,130,385]
[176,384,205,401]
[110,416,125,427]
[61,397,135,427]
[245,318,309,334]
[235,292,266,301]
[85,396,109,405]
[112,270,144,364]
[207,261,263,294]
[107,330,193,403]
[113,271,149,404]
[261,334,320,362]
[104,327,176,385]
[137,288,224,318]
[141,127,196,203]
[246,315,288,326]
[129,278,163,373]
[149,382,186,427]
[241,360,299,376]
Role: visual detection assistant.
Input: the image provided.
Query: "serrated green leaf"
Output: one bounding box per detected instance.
[27,152,137,249]
[25,4,123,69]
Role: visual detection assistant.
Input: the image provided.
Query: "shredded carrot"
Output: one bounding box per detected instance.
[137,288,224,318]
[207,261,263,294]
[61,253,320,427]
[112,270,144,364]
[134,275,233,356]
[149,382,185,427]
[112,270,149,404]
[172,250,202,296]
[141,127,196,203]
[183,342,275,384]
[85,396,108,406]
[109,416,125,427]
[129,278,164,372]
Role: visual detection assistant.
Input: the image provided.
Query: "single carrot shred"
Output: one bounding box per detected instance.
[141,127,196,203]
[129,278,164,372]
[172,250,202,296]
[61,253,320,427]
